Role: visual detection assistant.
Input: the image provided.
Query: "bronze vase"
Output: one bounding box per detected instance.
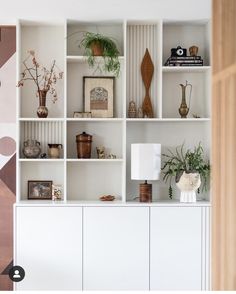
[178,81,192,118]
[37,90,49,118]
[76,132,93,158]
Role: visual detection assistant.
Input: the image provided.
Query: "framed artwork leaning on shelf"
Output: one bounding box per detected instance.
[83,76,114,118]
[28,180,53,200]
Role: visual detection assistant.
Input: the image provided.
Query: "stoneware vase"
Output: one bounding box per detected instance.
[37,90,49,118]
[48,144,63,159]
[23,139,41,158]
[176,171,201,203]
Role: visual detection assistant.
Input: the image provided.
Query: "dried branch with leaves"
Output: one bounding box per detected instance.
[17,50,63,103]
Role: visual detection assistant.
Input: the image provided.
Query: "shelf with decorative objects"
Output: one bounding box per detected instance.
[16,19,211,205]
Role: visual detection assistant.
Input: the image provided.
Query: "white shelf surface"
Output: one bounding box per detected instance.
[162,66,211,73]
[14,200,211,207]
[19,158,64,162]
[67,55,125,63]
[67,118,124,122]
[19,118,65,122]
[66,159,123,162]
[126,118,211,122]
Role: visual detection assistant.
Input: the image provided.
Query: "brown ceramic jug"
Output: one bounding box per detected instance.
[76,132,93,158]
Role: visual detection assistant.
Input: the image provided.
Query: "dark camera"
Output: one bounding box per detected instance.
[171,46,187,57]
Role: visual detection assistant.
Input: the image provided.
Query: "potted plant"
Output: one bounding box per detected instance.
[17,50,63,118]
[79,32,121,77]
[161,143,210,202]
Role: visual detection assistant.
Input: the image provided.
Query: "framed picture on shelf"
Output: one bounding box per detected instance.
[83,76,114,118]
[28,180,53,200]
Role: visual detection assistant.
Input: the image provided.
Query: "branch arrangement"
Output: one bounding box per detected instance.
[17,50,63,103]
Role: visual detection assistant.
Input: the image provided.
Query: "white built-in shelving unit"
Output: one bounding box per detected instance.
[16,19,211,203]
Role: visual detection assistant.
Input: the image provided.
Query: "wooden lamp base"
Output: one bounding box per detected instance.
[139,181,152,202]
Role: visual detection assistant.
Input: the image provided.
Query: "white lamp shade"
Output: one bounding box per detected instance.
[131,144,161,180]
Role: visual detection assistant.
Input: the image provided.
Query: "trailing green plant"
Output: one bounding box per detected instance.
[79,32,120,77]
[161,143,210,199]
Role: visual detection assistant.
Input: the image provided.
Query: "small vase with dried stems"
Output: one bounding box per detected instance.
[17,50,63,118]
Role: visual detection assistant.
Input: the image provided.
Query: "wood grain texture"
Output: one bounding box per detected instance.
[141,49,154,118]
[212,0,236,290]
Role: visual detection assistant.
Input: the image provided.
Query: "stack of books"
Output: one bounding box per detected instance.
[164,56,203,66]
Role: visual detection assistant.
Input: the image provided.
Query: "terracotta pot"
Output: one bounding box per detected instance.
[76,132,93,158]
[90,41,104,56]
[37,90,48,118]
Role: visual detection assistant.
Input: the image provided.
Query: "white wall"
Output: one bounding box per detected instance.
[0,0,211,22]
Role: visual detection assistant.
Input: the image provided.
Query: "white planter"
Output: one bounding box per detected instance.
[176,171,201,203]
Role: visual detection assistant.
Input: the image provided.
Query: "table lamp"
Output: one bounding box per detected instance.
[131,143,161,202]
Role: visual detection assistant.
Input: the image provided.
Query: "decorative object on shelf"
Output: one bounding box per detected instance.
[48,144,63,159]
[40,153,47,159]
[192,113,201,119]
[161,143,210,201]
[96,146,105,159]
[28,180,52,200]
[128,100,137,118]
[176,171,201,202]
[178,80,192,118]
[79,32,120,77]
[22,139,41,158]
[137,107,143,118]
[141,49,154,118]
[108,153,117,159]
[131,144,161,202]
[73,111,92,118]
[17,50,63,118]
[76,131,93,158]
[164,45,203,66]
[99,195,115,201]
[83,76,114,118]
[189,45,199,57]
[52,184,62,201]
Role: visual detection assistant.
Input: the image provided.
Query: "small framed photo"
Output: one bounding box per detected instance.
[83,76,114,118]
[28,180,53,200]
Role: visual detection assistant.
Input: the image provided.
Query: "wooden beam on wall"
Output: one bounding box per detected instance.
[212,0,236,290]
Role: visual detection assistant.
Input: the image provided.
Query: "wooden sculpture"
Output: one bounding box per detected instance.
[141,48,154,118]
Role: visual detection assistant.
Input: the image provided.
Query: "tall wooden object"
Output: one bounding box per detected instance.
[212,0,236,290]
[141,49,154,118]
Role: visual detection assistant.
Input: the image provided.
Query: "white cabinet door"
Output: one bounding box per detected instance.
[150,207,202,290]
[15,207,82,290]
[83,207,149,290]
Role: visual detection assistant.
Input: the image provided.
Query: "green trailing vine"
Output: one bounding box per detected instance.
[161,143,210,199]
[79,32,120,77]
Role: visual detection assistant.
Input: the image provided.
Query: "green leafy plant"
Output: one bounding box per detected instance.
[161,143,210,199]
[79,32,120,77]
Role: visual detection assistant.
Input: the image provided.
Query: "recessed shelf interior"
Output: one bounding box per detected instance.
[67,121,123,159]
[20,121,64,158]
[20,161,64,200]
[67,60,124,118]
[67,161,123,201]
[162,71,210,118]
[67,21,124,56]
[126,23,160,118]
[20,24,65,118]
[126,121,210,201]
[163,21,210,66]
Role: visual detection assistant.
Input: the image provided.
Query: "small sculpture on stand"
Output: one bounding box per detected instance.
[128,100,137,118]
[141,48,154,118]
[179,80,192,118]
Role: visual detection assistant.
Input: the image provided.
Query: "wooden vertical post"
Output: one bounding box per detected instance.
[212,0,236,290]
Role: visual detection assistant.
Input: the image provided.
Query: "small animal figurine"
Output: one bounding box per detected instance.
[108,153,117,159]
[128,100,137,118]
[96,146,105,159]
